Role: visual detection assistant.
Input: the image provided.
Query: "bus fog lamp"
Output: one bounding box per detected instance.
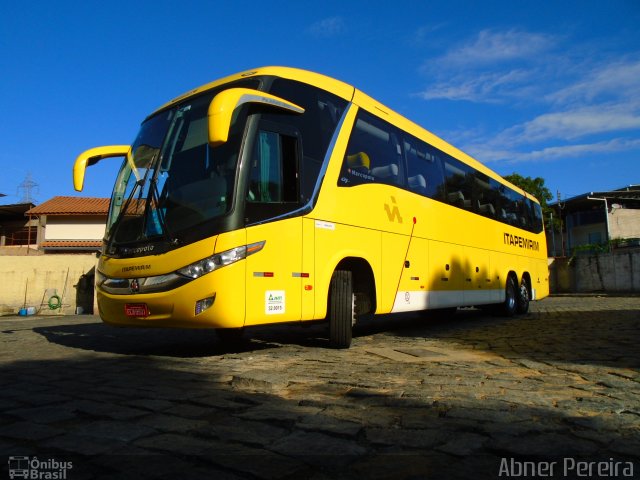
[195,295,216,315]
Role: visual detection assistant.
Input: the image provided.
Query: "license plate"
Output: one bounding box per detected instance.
[125,303,149,317]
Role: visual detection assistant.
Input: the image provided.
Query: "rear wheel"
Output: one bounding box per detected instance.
[516,278,530,314]
[328,270,354,349]
[501,276,518,317]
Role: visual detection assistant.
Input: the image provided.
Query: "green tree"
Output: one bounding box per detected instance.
[503,173,553,207]
[504,173,558,231]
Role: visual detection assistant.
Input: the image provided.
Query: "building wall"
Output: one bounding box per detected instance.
[45,216,106,240]
[568,222,606,249]
[609,208,640,239]
[548,249,640,293]
[0,254,97,315]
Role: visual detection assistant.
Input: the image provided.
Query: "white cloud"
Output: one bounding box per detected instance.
[417,69,531,102]
[439,29,556,66]
[416,28,640,169]
[307,16,346,38]
[547,58,640,106]
[495,104,640,146]
[417,28,559,103]
[467,138,640,165]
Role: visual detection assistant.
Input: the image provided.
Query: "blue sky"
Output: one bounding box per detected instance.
[1,0,639,205]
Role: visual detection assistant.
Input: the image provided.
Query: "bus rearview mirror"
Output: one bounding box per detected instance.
[73,145,130,191]
[208,88,305,146]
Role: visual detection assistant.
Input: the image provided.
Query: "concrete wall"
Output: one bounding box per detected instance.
[0,254,97,316]
[549,249,640,293]
[609,208,640,239]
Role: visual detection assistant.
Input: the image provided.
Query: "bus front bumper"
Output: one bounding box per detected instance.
[96,262,245,329]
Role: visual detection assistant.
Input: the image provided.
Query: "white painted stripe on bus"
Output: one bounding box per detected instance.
[391,289,505,313]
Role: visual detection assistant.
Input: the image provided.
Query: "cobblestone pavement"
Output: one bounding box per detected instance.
[1,295,639,479]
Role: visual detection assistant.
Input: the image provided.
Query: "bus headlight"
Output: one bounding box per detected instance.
[177,241,265,279]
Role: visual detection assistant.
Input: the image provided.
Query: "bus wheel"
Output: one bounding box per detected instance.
[501,276,518,317]
[516,279,530,314]
[328,270,354,349]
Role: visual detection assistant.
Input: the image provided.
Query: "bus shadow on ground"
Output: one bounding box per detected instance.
[387,307,640,370]
[31,322,283,358]
[1,354,638,479]
[31,304,640,370]
[32,317,341,357]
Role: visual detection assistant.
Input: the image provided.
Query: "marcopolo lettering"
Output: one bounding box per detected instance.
[504,232,539,251]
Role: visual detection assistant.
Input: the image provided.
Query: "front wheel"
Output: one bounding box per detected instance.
[328,270,354,349]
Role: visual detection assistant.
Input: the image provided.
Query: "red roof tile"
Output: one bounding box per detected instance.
[41,240,103,249]
[26,196,110,216]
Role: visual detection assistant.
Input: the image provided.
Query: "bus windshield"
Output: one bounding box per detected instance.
[105,92,241,253]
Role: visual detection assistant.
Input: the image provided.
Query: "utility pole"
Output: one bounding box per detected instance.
[557,190,565,257]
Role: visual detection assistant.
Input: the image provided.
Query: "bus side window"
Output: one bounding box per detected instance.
[474,172,496,218]
[443,156,473,210]
[339,110,404,188]
[403,137,445,200]
[267,78,348,205]
[248,130,298,203]
[527,199,544,233]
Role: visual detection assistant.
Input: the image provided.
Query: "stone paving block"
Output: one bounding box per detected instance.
[296,414,363,438]
[269,430,367,467]
[72,420,157,443]
[231,370,290,392]
[41,432,123,455]
[365,427,447,449]
[1,296,639,478]
[197,416,288,446]
[123,398,175,412]
[490,432,601,456]
[0,421,64,441]
[5,404,78,424]
[133,433,214,455]
[206,443,309,479]
[163,403,213,419]
[136,413,209,434]
[234,403,322,424]
[0,438,36,457]
[436,432,489,456]
[190,392,258,411]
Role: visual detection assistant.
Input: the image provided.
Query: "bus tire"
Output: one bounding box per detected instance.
[516,278,530,314]
[501,276,518,317]
[328,270,353,349]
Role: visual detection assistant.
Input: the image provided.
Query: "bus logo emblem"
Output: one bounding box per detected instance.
[130,279,140,293]
[384,196,403,223]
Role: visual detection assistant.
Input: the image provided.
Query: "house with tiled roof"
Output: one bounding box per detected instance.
[26,196,110,253]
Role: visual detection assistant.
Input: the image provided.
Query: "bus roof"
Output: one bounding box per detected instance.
[154,66,536,203]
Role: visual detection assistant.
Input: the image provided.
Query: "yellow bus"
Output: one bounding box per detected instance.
[73,66,548,348]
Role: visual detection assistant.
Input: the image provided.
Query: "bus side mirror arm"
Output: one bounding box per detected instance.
[73,145,130,191]
[208,88,305,146]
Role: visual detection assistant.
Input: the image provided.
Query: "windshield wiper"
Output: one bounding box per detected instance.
[145,176,178,247]
[105,177,145,255]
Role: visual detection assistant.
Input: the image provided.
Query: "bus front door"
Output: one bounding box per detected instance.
[244,217,303,325]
